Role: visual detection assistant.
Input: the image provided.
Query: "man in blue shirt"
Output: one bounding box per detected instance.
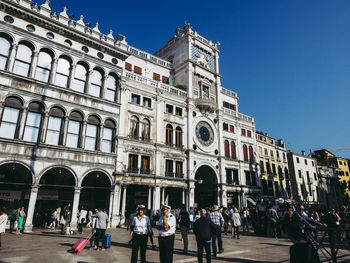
[209,205,224,257]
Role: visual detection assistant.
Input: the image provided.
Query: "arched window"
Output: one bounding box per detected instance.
[85,115,100,151]
[243,144,248,162]
[13,43,33,77]
[55,56,71,88]
[0,36,12,70]
[72,62,88,93]
[231,141,236,159]
[105,74,118,102]
[23,102,44,142]
[90,68,103,97]
[141,118,150,141]
[166,124,173,146]
[0,96,23,139]
[175,127,182,147]
[45,107,64,145]
[102,119,115,153]
[66,111,83,148]
[129,115,139,138]
[35,49,53,83]
[249,145,254,162]
[224,140,230,158]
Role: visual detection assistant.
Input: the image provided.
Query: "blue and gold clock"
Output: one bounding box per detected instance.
[195,121,214,146]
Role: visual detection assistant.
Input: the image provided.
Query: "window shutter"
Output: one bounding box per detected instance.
[153,73,160,81]
[162,76,169,84]
[125,62,132,71]
[134,66,142,75]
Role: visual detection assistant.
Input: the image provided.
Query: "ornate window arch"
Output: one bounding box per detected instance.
[35,49,54,83]
[23,102,45,142]
[249,145,254,162]
[141,118,150,141]
[90,68,104,97]
[231,141,236,159]
[13,42,34,77]
[55,56,72,88]
[129,115,139,138]
[224,140,230,158]
[243,144,248,162]
[102,119,116,153]
[72,62,88,93]
[66,111,83,148]
[175,126,182,147]
[166,124,173,146]
[0,96,23,139]
[0,34,12,70]
[46,106,65,145]
[105,73,119,102]
[85,115,100,151]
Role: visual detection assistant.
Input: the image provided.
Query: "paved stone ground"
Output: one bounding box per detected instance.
[0,228,349,263]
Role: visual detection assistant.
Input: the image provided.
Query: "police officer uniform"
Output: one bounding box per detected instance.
[157,205,176,263]
[130,205,151,263]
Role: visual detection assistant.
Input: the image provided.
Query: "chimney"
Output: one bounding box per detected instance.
[301,150,305,156]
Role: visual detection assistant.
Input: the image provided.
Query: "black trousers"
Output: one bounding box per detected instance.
[197,240,211,263]
[95,228,106,248]
[78,218,85,234]
[0,233,2,248]
[158,234,175,263]
[233,226,240,238]
[131,234,148,263]
[180,226,189,252]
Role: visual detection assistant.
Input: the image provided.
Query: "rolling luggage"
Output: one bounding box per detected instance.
[103,234,111,248]
[71,233,93,254]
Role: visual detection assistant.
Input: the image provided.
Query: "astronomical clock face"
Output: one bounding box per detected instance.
[195,121,214,146]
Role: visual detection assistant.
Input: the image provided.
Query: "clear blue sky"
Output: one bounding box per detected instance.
[49,0,350,158]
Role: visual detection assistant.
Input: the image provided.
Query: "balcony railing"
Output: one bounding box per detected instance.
[127,46,172,68]
[127,168,139,174]
[237,112,254,123]
[223,107,236,116]
[125,71,187,97]
[140,169,151,175]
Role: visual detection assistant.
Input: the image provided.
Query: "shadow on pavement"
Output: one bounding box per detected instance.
[261,242,290,247]
[215,257,286,263]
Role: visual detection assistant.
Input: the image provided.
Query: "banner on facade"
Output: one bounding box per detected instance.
[25,190,59,200]
[0,190,22,200]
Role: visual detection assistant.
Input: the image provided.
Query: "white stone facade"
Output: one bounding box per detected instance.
[287,152,320,203]
[0,0,257,231]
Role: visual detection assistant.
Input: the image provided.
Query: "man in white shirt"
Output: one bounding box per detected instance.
[130,205,150,263]
[157,204,176,263]
[78,206,87,234]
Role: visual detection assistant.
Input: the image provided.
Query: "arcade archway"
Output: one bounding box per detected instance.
[80,171,111,211]
[0,162,32,209]
[35,167,76,227]
[195,165,218,208]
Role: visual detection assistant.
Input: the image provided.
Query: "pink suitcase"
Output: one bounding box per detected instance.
[72,239,88,254]
[71,233,93,254]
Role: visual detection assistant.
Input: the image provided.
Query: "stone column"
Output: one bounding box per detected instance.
[147,186,152,210]
[108,188,114,228]
[85,70,93,95]
[70,187,81,231]
[101,74,107,99]
[111,184,121,227]
[49,58,58,85]
[62,116,69,146]
[68,64,76,89]
[121,185,127,225]
[18,107,28,140]
[97,124,103,151]
[188,181,195,208]
[40,112,49,143]
[182,188,186,205]
[80,120,87,149]
[29,51,39,78]
[161,187,165,205]
[153,186,160,211]
[24,184,40,233]
[240,191,246,208]
[7,43,18,71]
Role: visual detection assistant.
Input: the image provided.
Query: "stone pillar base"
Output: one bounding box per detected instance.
[23,224,33,233]
[70,222,78,231]
[111,215,120,228]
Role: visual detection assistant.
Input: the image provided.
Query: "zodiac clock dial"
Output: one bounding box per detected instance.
[195,121,214,146]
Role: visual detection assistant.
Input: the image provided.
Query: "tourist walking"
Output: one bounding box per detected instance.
[178,204,190,254]
[240,208,249,234]
[16,207,26,234]
[95,208,108,251]
[266,205,279,238]
[209,205,224,257]
[324,208,341,262]
[78,206,87,234]
[61,203,71,234]
[8,208,17,234]
[48,209,57,229]
[130,205,151,263]
[231,208,241,239]
[156,205,176,263]
[194,209,217,263]
[0,209,8,248]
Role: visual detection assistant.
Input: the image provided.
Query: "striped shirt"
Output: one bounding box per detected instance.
[209,211,224,226]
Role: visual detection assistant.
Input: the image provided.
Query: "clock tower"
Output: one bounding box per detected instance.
[155,23,225,207]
